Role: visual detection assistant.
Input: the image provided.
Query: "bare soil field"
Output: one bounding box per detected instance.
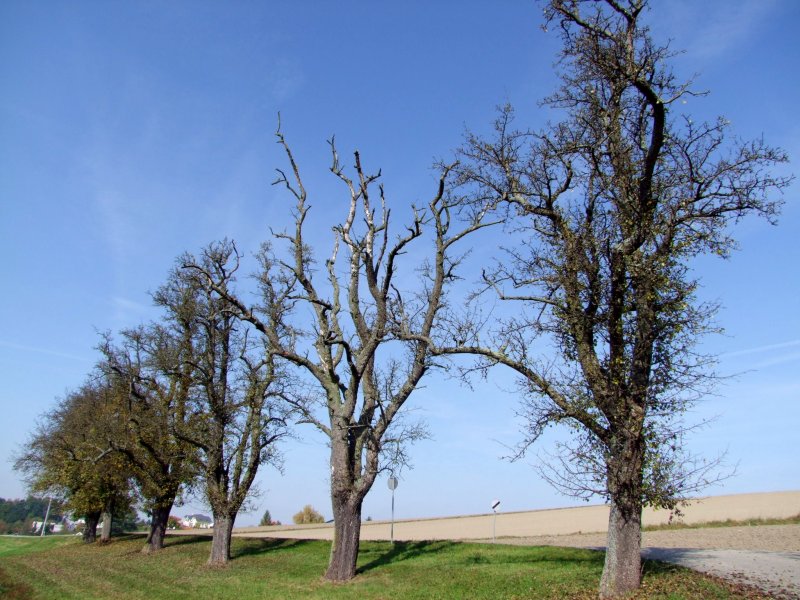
[496,523,800,552]
[235,490,800,543]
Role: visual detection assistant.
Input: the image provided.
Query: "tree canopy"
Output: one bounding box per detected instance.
[425,0,789,596]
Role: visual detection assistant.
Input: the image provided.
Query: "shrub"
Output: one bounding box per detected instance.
[292,505,324,524]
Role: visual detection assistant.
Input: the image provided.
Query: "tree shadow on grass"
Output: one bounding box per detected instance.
[108,533,156,543]
[358,541,607,574]
[459,544,606,569]
[231,537,315,560]
[357,541,460,574]
[84,534,208,557]
[162,535,212,549]
[114,534,211,557]
[505,545,606,566]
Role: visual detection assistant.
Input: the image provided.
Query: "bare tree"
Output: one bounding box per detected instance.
[419,1,790,597]
[187,127,491,581]
[157,244,289,566]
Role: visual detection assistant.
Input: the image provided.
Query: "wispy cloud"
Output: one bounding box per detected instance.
[660,0,778,62]
[720,339,800,370]
[722,339,800,358]
[753,352,800,370]
[0,340,91,362]
[112,296,152,315]
[94,188,138,269]
[267,57,304,103]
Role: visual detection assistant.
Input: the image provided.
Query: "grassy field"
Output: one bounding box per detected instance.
[0,535,78,558]
[642,514,800,532]
[0,535,772,599]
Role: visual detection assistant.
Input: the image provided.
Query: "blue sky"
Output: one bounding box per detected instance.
[1,1,797,527]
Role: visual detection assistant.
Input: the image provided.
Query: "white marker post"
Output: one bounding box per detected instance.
[491,499,500,543]
[388,475,399,544]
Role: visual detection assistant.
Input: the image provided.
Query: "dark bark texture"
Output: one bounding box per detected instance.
[82,511,100,544]
[143,502,172,554]
[325,496,363,581]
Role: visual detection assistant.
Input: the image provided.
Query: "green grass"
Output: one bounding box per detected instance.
[0,535,772,599]
[0,535,80,558]
[643,514,800,532]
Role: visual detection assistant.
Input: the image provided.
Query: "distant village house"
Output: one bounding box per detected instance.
[31,520,64,534]
[180,514,213,529]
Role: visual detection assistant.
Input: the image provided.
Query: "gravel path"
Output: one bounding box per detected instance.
[642,548,799,599]
[498,524,800,599]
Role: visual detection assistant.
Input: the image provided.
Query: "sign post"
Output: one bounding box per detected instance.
[388,475,399,544]
[491,499,500,543]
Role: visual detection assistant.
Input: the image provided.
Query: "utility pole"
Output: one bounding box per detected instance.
[40,497,52,537]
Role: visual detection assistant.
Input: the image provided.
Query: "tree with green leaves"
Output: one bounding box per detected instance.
[424,1,790,596]
[13,381,136,544]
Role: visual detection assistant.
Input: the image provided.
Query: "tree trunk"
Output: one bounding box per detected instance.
[208,513,234,566]
[325,496,363,581]
[599,495,643,598]
[142,503,172,554]
[100,510,112,543]
[82,511,100,544]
